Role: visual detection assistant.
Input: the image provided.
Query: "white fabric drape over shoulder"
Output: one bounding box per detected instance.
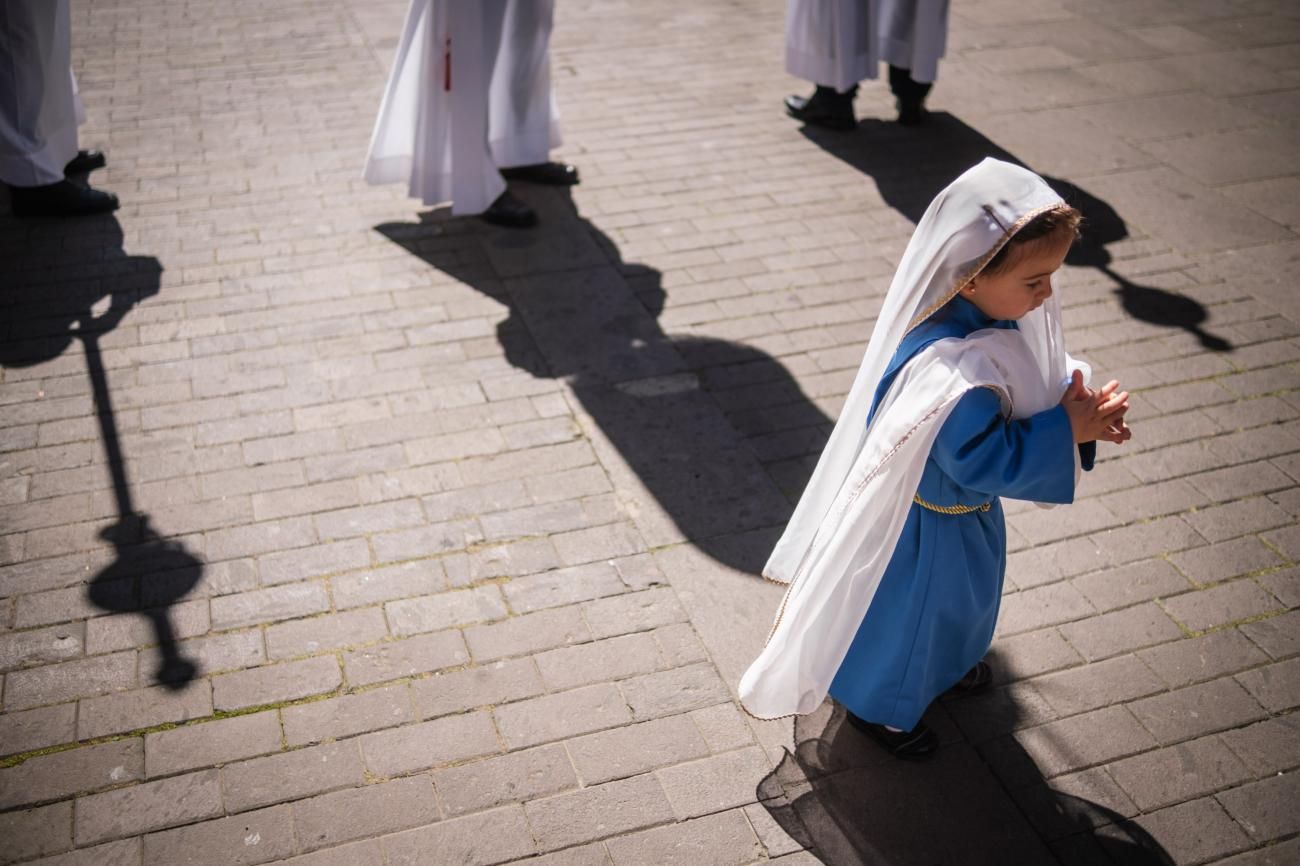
[364,0,561,215]
[785,0,950,90]
[0,0,82,187]
[740,159,1089,720]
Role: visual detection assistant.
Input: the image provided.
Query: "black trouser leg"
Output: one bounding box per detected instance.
[888,65,931,125]
[888,65,932,106]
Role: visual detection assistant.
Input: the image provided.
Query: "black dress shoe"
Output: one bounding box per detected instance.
[897,101,929,127]
[481,190,537,228]
[499,162,579,186]
[785,85,856,131]
[943,660,992,697]
[845,711,938,761]
[10,180,119,217]
[64,149,107,176]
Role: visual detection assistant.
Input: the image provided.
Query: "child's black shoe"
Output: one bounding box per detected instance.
[845,712,938,761]
[944,660,993,697]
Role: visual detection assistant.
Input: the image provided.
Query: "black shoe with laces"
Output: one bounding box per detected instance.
[785,85,856,131]
[64,149,107,176]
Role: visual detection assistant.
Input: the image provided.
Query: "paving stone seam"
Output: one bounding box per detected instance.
[3,302,1289,435]
[18,546,1293,676]
[9,448,1297,584]
[0,648,722,764]
[3,737,771,835]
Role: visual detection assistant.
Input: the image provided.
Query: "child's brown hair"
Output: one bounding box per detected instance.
[982,205,1082,276]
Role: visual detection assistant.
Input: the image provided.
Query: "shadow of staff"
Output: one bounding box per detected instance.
[376,185,832,574]
[800,113,1233,352]
[757,650,1174,865]
[0,213,202,688]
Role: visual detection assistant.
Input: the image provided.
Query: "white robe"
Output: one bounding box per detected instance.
[364,0,561,216]
[0,0,82,187]
[785,0,950,91]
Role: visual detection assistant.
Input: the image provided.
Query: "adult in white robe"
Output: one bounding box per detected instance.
[0,0,117,217]
[784,0,949,130]
[364,0,575,228]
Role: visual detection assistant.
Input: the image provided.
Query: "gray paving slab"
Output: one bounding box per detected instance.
[1,0,1297,863]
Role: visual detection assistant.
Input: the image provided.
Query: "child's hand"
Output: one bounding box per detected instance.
[1062,369,1090,404]
[1060,370,1131,445]
[1105,419,1133,444]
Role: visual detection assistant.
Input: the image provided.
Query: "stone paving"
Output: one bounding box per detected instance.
[2,0,1299,863]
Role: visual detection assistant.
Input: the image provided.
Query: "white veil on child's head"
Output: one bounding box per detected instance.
[764,158,1073,586]
[742,159,1086,720]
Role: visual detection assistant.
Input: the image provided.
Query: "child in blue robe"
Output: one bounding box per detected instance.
[830,207,1130,759]
[739,160,1132,758]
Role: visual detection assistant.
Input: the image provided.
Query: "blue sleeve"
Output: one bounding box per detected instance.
[929,387,1077,504]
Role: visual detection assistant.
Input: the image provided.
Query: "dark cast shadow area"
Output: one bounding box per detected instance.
[1,214,202,688]
[800,112,1233,352]
[381,184,1174,864]
[757,649,1174,865]
[378,187,812,575]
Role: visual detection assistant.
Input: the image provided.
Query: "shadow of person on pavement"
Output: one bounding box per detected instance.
[1049,180,1232,352]
[756,648,1174,865]
[0,214,202,688]
[800,113,1233,352]
[377,186,831,575]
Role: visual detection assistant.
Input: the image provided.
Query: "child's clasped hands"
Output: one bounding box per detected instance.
[1060,368,1132,445]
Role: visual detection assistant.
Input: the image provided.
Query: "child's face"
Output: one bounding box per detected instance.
[963,236,1073,321]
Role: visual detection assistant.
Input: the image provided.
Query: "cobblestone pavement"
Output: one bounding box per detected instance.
[2,0,1299,863]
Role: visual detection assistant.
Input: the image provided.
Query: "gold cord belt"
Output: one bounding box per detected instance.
[913,493,992,514]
